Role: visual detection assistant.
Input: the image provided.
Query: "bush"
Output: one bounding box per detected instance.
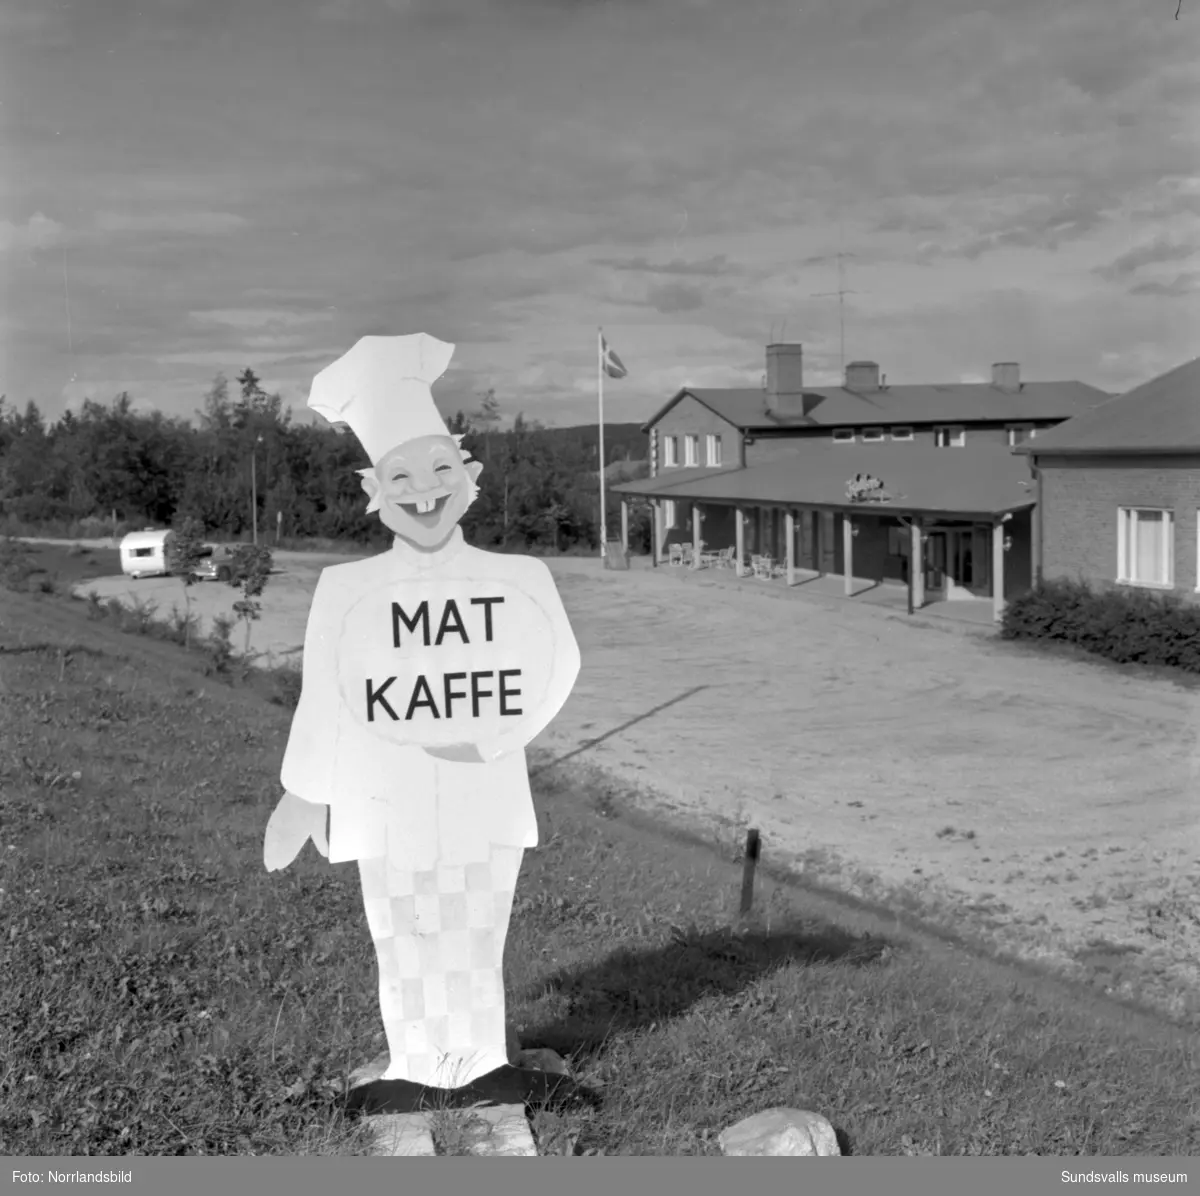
[1001,576,1200,673]
[204,613,236,676]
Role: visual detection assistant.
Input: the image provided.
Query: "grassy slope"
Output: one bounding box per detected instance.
[0,561,1197,1156]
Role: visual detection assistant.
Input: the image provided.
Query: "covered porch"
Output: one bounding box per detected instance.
[612,454,1036,623]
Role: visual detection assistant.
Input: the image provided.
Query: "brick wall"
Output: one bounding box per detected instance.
[743,423,1045,467]
[650,409,1067,473]
[653,396,742,470]
[1037,455,1200,601]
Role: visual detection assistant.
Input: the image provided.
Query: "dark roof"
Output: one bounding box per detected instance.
[1019,357,1200,456]
[642,380,1111,433]
[613,440,1035,518]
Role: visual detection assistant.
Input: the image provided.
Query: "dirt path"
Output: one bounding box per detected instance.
[57,541,1200,1022]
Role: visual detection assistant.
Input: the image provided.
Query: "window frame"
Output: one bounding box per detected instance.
[832,428,855,444]
[861,426,885,443]
[706,433,723,467]
[934,425,966,447]
[663,435,678,467]
[890,426,914,441]
[684,434,700,467]
[1006,424,1034,447]
[1117,506,1174,589]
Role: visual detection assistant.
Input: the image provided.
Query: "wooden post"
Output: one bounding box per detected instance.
[993,519,1006,622]
[843,513,854,596]
[620,499,629,555]
[735,506,745,576]
[739,828,760,917]
[910,518,924,612]
[692,504,702,568]
[653,500,664,565]
[785,509,795,586]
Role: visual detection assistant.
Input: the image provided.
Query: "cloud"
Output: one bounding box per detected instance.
[1129,272,1200,298]
[596,254,731,276]
[645,281,706,314]
[1095,237,1198,282]
[0,212,63,253]
[188,308,335,329]
[918,195,1111,263]
[93,211,248,236]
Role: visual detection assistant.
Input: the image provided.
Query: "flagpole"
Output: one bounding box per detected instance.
[598,326,607,560]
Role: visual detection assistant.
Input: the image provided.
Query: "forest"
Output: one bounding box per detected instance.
[0,369,653,553]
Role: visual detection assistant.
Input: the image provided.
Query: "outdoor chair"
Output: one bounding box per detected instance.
[712,546,735,569]
[668,544,684,566]
[699,544,723,568]
[680,544,695,568]
[752,555,774,579]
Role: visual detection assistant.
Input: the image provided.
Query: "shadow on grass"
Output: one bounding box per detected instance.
[522,922,891,1058]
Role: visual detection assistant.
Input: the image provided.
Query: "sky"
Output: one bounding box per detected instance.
[1,0,1197,431]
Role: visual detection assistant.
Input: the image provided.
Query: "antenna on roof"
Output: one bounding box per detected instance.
[811,222,868,375]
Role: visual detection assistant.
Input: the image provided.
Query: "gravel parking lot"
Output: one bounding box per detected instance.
[50,538,1200,1023]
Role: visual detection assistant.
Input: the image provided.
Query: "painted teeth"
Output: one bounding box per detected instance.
[413,498,437,514]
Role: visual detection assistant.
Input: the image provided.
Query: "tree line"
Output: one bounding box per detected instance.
[0,371,653,553]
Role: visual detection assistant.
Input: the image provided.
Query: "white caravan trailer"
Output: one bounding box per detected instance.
[119,528,175,579]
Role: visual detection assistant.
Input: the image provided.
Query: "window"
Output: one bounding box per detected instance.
[890,427,913,441]
[684,434,699,467]
[706,433,723,467]
[1118,507,1173,587]
[832,428,855,444]
[934,425,965,447]
[663,436,678,467]
[1007,424,1034,446]
[132,547,154,558]
[663,499,677,529]
[861,427,885,443]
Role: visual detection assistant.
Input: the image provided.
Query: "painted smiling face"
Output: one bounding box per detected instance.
[360,434,484,551]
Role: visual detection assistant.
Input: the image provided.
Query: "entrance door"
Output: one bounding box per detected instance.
[820,512,837,574]
[797,510,816,570]
[945,530,975,600]
[925,532,947,595]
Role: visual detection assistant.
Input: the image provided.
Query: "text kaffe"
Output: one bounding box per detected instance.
[365,598,523,723]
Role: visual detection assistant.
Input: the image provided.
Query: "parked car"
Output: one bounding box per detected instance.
[189,545,236,583]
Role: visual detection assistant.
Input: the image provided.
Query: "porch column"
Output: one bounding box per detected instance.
[785,509,795,586]
[843,513,854,596]
[620,499,629,555]
[653,499,665,564]
[692,503,702,567]
[910,519,925,611]
[735,506,745,576]
[993,519,1006,622]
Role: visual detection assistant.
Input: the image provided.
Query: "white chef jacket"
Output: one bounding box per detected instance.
[279,527,581,870]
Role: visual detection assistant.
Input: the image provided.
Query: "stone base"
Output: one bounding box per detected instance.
[368,1112,437,1156]
[346,1063,584,1116]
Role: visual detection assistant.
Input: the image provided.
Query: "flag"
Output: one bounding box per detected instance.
[601,335,627,379]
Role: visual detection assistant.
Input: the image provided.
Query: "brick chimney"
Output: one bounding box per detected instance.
[844,361,880,391]
[765,343,806,418]
[992,362,1020,392]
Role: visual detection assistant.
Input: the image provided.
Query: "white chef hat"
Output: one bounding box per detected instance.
[307,333,455,465]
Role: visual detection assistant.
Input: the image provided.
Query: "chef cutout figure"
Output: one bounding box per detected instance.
[264,334,581,1098]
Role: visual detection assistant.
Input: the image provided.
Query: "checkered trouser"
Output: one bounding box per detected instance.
[358,844,523,1090]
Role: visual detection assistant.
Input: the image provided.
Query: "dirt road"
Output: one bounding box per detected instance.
[56,540,1200,1022]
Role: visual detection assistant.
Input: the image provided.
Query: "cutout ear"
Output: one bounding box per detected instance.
[359,469,382,514]
[465,460,483,485]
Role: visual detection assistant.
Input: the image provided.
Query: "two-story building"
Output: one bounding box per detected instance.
[611,342,1111,619]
